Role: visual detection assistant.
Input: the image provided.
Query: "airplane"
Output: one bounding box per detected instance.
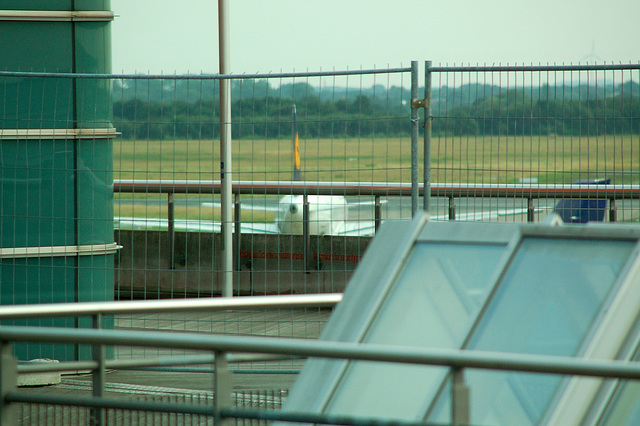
[201,106,381,236]
[115,107,611,235]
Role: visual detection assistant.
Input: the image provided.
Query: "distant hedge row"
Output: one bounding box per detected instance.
[113,95,640,140]
[438,97,640,136]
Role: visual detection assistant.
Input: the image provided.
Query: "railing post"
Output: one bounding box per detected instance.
[0,341,16,425]
[374,195,381,233]
[451,367,470,426]
[410,60,420,217]
[234,193,241,274]
[168,192,175,270]
[91,314,106,426]
[214,350,232,426]
[449,196,456,220]
[303,195,311,273]
[609,198,617,222]
[423,60,433,213]
[527,198,535,222]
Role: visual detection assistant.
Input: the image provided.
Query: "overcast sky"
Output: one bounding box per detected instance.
[111,0,640,75]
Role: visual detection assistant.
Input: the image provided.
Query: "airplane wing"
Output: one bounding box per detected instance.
[335,221,377,237]
[201,202,282,213]
[429,207,547,221]
[114,217,280,234]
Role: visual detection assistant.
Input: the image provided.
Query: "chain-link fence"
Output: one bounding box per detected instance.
[425,63,640,223]
[2,62,640,424]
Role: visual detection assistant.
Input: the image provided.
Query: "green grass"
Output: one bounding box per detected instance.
[114,134,639,184]
[113,134,639,221]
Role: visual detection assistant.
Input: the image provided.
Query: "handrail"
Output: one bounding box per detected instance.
[0,293,341,320]
[2,326,640,380]
[114,180,639,247]
[3,324,640,424]
[113,179,640,199]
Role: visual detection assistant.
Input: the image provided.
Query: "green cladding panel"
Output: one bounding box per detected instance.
[0,22,74,129]
[0,139,76,248]
[0,2,115,361]
[1,257,76,361]
[75,21,112,127]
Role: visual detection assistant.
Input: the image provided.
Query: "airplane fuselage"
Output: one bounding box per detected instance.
[276,195,349,235]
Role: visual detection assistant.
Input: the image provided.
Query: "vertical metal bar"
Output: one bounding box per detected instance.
[167,193,175,270]
[0,341,16,425]
[527,197,535,222]
[218,0,233,297]
[303,195,310,273]
[374,195,381,233]
[609,198,617,222]
[410,61,419,217]
[449,196,456,220]
[424,60,433,213]
[451,368,470,426]
[91,314,106,426]
[234,193,241,276]
[214,350,232,426]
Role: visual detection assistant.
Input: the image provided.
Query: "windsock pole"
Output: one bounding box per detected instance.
[292,105,302,181]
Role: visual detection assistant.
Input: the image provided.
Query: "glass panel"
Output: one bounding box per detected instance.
[428,237,634,425]
[325,242,507,421]
[597,349,640,425]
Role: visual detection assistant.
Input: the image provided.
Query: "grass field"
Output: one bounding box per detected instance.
[113,134,640,223]
[114,134,640,185]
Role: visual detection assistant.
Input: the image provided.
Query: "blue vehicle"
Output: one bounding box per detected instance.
[553,178,610,223]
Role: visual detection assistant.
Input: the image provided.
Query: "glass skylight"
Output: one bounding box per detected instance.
[282,217,640,425]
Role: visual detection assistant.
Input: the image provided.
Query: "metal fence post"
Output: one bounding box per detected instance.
[449,196,456,220]
[218,0,233,298]
[424,60,433,214]
[610,198,617,222]
[303,195,311,273]
[0,341,16,425]
[234,193,241,274]
[451,367,470,426]
[214,350,232,425]
[91,314,106,426]
[527,198,535,222]
[374,195,381,232]
[168,192,175,270]
[410,60,420,217]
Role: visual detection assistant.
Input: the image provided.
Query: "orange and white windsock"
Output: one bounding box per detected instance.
[292,105,302,181]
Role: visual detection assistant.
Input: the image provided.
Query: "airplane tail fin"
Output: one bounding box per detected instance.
[292,105,302,181]
[553,178,610,223]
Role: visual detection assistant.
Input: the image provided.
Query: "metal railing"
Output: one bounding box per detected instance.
[114,179,640,274]
[0,294,340,425]
[2,296,640,424]
[114,178,640,226]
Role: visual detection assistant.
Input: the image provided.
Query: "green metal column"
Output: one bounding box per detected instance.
[0,1,116,361]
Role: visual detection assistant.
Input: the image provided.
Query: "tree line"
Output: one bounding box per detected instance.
[439,92,640,136]
[113,82,640,139]
[113,94,410,140]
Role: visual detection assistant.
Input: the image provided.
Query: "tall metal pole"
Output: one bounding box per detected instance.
[218,0,233,297]
[423,60,433,213]
[410,61,419,216]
